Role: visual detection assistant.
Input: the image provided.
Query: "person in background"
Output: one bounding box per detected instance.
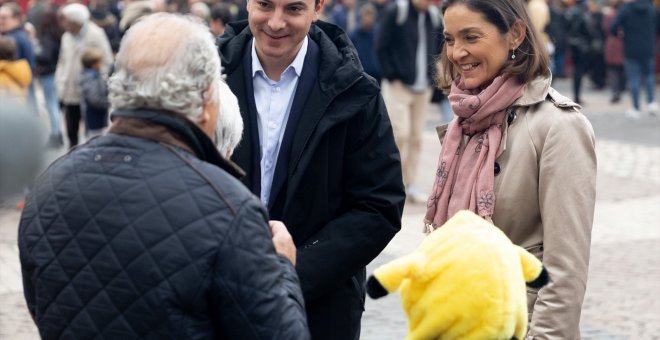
[190,1,211,24]
[210,2,232,37]
[55,3,113,148]
[602,0,625,103]
[431,0,596,338]
[218,0,405,334]
[586,0,606,90]
[79,47,109,138]
[565,0,600,104]
[0,2,37,112]
[546,0,568,78]
[19,13,309,339]
[331,0,357,32]
[375,0,444,204]
[0,97,43,205]
[215,79,243,158]
[610,0,658,119]
[34,3,63,147]
[349,3,380,83]
[90,0,121,53]
[0,36,31,100]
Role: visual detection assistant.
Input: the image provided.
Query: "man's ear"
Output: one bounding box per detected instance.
[314,0,325,21]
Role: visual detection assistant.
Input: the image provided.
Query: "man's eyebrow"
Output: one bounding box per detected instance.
[286,1,309,7]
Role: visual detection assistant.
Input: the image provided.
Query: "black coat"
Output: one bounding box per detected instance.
[219,20,405,339]
[610,0,657,61]
[18,109,309,339]
[375,0,444,85]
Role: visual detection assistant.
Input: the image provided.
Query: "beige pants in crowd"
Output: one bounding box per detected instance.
[381,79,432,187]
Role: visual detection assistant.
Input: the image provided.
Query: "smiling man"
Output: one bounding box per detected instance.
[218,0,405,338]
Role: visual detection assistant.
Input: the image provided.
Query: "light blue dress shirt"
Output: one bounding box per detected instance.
[251,37,308,206]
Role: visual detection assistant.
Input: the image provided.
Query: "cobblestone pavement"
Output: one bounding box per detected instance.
[1,79,659,339]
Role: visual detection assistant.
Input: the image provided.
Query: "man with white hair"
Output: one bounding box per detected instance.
[19,13,309,339]
[55,3,112,148]
[215,79,243,157]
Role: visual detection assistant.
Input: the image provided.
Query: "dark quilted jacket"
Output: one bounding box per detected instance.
[18,109,310,340]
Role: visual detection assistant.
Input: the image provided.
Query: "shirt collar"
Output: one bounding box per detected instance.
[251,36,308,79]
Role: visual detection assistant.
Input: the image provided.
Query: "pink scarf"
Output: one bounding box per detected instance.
[424,75,525,231]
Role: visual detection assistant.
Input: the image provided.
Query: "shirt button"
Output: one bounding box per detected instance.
[276,87,281,92]
[269,122,277,129]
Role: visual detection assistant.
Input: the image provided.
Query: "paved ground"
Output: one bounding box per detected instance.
[1,78,659,339]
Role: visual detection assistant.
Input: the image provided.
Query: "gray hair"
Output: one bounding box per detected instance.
[108,13,221,123]
[214,80,243,157]
[61,3,90,25]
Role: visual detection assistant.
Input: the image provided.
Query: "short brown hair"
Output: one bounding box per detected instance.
[436,0,550,92]
[81,47,104,68]
[0,37,17,60]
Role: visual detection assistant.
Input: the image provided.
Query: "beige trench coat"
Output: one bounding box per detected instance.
[55,22,113,105]
[436,76,596,340]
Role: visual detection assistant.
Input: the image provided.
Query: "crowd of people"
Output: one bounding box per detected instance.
[0,0,655,338]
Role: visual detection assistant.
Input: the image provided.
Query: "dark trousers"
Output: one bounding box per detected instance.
[571,48,589,104]
[306,273,365,340]
[63,104,81,148]
[607,65,626,101]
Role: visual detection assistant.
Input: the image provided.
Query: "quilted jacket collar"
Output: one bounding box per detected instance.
[109,108,245,178]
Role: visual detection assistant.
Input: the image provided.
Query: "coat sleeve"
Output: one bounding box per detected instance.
[526,111,596,340]
[211,197,310,340]
[295,94,405,301]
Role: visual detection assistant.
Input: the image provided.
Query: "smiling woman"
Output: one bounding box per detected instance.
[424,0,597,339]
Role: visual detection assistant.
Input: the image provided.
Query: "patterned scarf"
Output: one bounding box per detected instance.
[424,75,525,232]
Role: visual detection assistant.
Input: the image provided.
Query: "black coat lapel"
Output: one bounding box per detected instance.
[228,41,261,197]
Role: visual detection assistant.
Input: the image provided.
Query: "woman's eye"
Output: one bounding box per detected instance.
[444,37,454,45]
[465,35,478,42]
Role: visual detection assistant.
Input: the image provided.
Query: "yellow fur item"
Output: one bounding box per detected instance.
[366,210,548,340]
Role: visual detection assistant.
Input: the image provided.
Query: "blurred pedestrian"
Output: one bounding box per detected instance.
[602,0,626,103]
[375,0,444,203]
[331,0,357,32]
[79,47,109,138]
[90,0,121,53]
[349,3,381,83]
[214,77,243,158]
[546,0,568,78]
[0,36,31,100]
[55,3,112,148]
[0,97,42,203]
[19,13,309,339]
[209,2,231,37]
[0,2,37,112]
[566,0,600,104]
[431,0,596,338]
[218,0,405,335]
[34,3,63,147]
[586,0,606,89]
[611,0,658,119]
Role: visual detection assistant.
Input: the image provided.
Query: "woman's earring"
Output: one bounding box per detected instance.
[511,49,516,60]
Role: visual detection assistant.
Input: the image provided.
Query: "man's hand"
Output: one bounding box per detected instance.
[269,221,297,266]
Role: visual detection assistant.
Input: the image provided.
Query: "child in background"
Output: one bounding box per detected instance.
[79,47,109,138]
[0,37,32,101]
